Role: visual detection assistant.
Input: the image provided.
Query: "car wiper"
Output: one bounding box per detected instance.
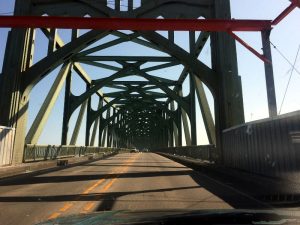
[38,210,300,225]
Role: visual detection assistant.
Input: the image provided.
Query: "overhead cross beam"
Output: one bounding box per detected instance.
[0,1,297,67]
[0,16,272,31]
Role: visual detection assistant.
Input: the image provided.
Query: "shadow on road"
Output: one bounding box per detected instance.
[0,153,298,210]
[0,170,192,186]
[0,186,201,202]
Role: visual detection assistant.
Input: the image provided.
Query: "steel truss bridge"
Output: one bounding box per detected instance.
[0,0,299,178]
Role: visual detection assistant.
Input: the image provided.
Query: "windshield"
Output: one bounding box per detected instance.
[0,0,300,225]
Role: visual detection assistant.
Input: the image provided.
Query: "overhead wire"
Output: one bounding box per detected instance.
[278,44,300,114]
[270,41,300,76]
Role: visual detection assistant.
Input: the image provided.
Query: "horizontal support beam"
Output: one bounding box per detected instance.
[109,81,152,85]
[0,16,272,31]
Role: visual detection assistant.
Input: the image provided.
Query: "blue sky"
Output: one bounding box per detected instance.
[0,0,299,146]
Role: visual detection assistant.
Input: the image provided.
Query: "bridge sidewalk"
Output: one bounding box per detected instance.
[0,152,115,180]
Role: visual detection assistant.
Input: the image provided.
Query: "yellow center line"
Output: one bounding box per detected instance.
[47,154,139,220]
[80,154,138,213]
[59,202,73,212]
[83,178,106,194]
[83,202,96,211]
[47,212,61,220]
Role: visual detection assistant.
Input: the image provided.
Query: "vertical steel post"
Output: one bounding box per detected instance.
[90,98,103,146]
[170,101,179,146]
[47,29,57,54]
[102,107,110,147]
[169,120,174,147]
[177,87,183,147]
[0,0,33,164]
[128,0,133,11]
[70,101,87,145]
[61,67,72,145]
[98,116,104,147]
[115,0,120,11]
[211,0,244,163]
[85,83,92,146]
[261,29,277,117]
[189,75,197,146]
[179,89,191,146]
[189,31,197,145]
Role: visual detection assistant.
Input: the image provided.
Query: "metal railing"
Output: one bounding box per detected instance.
[154,145,215,162]
[23,144,129,162]
[0,126,15,166]
[222,110,300,178]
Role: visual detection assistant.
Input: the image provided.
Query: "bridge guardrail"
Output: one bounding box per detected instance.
[0,126,15,166]
[23,144,130,162]
[154,145,216,162]
[222,110,300,178]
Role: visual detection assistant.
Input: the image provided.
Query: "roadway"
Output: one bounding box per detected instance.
[0,153,268,225]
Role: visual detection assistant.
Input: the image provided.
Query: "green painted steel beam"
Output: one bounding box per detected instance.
[69,65,134,114]
[111,31,163,52]
[178,89,191,146]
[25,63,71,144]
[189,31,197,146]
[170,101,179,146]
[75,56,177,62]
[70,100,87,145]
[134,68,190,114]
[89,96,123,127]
[194,75,216,145]
[79,61,121,71]
[77,32,141,57]
[90,98,103,146]
[142,61,180,72]
[41,28,113,106]
[103,84,128,90]
[139,31,217,92]
[22,30,110,90]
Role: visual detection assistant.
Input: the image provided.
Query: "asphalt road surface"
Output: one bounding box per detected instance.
[0,153,267,225]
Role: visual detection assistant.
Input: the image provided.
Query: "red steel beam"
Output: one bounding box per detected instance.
[0,16,272,31]
[272,0,299,25]
[228,31,271,64]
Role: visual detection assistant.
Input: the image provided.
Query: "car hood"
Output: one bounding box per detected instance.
[37,209,300,225]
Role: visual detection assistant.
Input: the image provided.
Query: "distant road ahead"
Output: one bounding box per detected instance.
[0,153,265,225]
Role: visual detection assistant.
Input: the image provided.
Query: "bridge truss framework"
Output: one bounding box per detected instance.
[0,0,298,164]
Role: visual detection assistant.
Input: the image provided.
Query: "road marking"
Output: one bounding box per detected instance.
[47,212,61,220]
[80,154,138,213]
[102,177,118,192]
[83,202,96,211]
[47,154,138,219]
[83,178,106,194]
[59,202,73,212]
[48,202,74,219]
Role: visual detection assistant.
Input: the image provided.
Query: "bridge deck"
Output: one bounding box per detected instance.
[0,153,267,225]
